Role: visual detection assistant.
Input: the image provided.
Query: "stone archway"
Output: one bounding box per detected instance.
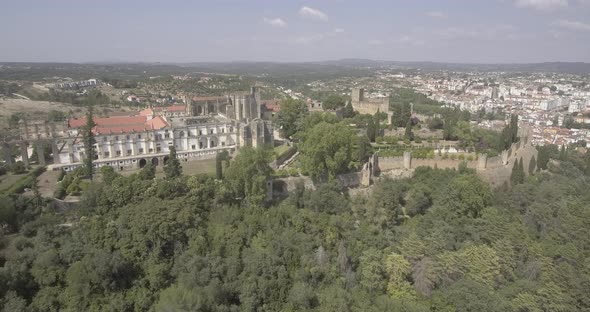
[209,136,218,148]
[139,158,147,168]
[151,157,159,166]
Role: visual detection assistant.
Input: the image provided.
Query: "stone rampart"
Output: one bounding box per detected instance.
[369,126,537,187]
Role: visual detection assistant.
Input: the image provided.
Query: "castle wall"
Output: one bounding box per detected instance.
[373,126,538,187]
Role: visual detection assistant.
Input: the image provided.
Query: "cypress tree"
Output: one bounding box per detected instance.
[559,145,566,161]
[510,159,519,185]
[528,156,537,175]
[584,153,590,176]
[216,152,223,180]
[82,107,96,180]
[404,119,414,141]
[518,157,525,184]
[164,145,182,179]
[367,119,376,142]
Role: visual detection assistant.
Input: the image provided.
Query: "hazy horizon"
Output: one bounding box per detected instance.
[1,0,590,63]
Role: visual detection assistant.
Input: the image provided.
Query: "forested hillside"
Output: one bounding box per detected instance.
[1,150,590,311]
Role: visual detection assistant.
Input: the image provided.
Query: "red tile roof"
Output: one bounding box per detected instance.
[68,115,168,135]
[262,100,281,112]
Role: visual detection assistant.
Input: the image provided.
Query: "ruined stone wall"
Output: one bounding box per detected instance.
[378,156,405,171]
[352,101,390,116]
[336,172,363,188]
[373,126,538,188]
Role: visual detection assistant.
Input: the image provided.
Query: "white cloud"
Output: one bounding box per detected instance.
[334,28,345,33]
[426,11,448,18]
[299,6,328,21]
[263,17,287,28]
[553,19,590,31]
[514,0,568,10]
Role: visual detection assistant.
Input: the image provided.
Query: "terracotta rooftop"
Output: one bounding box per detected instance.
[68,115,169,135]
[262,100,281,112]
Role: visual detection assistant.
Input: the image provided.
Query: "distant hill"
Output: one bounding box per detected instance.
[314,59,590,74]
[1,60,589,81]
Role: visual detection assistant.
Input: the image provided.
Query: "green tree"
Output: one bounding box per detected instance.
[100,166,119,184]
[278,98,308,138]
[323,94,346,110]
[357,135,372,163]
[529,156,537,175]
[384,253,415,299]
[367,118,377,142]
[518,157,525,183]
[215,152,223,180]
[10,161,26,174]
[405,119,414,141]
[138,163,156,180]
[511,159,519,185]
[359,248,386,293]
[82,107,97,180]
[164,145,182,179]
[224,147,272,204]
[441,174,492,218]
[299,122,354,181]
[342,101,356,118]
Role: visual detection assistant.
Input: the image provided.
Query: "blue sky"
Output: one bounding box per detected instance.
[1,0,589,63]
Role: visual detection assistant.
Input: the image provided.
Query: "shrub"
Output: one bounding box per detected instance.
[11,161,26,174]
[57,169,66,182]
[54,185,66,199]
[375,136,384,144]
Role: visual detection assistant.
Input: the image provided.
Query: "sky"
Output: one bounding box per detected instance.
[1,0,589,63]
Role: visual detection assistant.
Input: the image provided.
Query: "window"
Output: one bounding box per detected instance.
[104,151,110,157]
[191,145,196,150]
[115,136,119,141]
[222,128,225,133]
[139,148,144,154]
[103,137,107,142]
[164,133,170,139]
[156,147,161,152]
[126,135,130,140]
[209,129,214,134]
[127,149,132,155]
[138,134,142,139]
[116,150,121,156]
[149,148,153,153]
[179,131,184,137]
[198,130,202,135]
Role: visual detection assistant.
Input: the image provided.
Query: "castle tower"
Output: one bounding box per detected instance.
[351,88,364,103]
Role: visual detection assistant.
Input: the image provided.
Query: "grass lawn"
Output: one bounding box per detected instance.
[117,157,219,178]
[180,158,218,176]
